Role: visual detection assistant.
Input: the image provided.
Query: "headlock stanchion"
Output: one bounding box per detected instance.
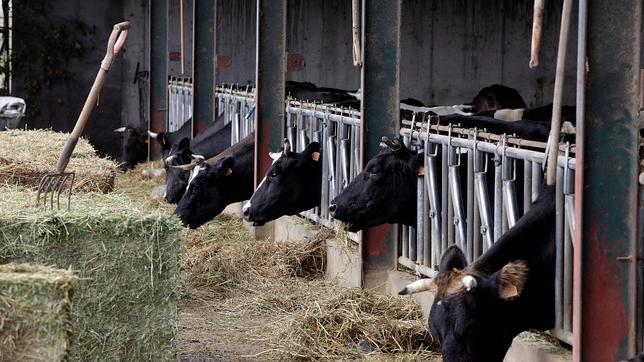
[398,120,576,346]
[167,76,193,132]
[215,84,255,145]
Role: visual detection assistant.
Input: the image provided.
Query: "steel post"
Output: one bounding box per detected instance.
[149,0,168,160]
[575,0,640,359]
[192,0,215,136]
[360,0,401,272]
[254,0,286,186]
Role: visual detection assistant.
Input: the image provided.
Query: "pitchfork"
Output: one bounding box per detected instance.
[37,21,130,209]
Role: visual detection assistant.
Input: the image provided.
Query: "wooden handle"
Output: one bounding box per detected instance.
[529,0,545,69]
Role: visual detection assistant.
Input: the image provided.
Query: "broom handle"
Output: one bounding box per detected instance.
[56,22,130,173]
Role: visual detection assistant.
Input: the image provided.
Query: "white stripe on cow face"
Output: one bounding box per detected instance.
[186,165,205,192]
[242,151,283,214]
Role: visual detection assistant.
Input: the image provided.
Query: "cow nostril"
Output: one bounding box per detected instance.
[329,204,337,213]
[243,208,249,217]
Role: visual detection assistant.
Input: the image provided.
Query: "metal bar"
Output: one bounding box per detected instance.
[254,0,286,187]
[360,0,401,272]
[576,0,641,357]
[426,145,442,268]
[493,155,503,241]
[524,160,532,213]
[149,0,168,159]
[555,165,565,331]
[417,170,424,265]
[448,165,466,250]
[441,144,449,252]
[466,144,475,262]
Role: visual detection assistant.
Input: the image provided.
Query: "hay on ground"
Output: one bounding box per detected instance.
[0,263,77,362]
[0,186,183,361]
[179,215,439,360]
[0,129,117,193]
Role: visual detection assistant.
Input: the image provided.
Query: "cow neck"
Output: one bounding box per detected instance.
[204,132,255,167]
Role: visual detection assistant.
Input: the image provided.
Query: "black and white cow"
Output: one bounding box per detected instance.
[113,125,149,172]
[437,114,551,142]
[174,133,255,229]
[329,137,423,232]
[399,185,556,362]
[242,139,322,226]
[470,84,527,112]
[163,121,232,204]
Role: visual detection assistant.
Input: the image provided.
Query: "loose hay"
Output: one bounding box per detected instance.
[0,129,117,193]
[179,215,439,360]
[0,186,183,361]
[0,263,77,362]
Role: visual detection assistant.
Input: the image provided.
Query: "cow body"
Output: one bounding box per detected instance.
[243,141,322,225]
[399,185,555,361]
[471,84,527,112]
[175,133,255,229]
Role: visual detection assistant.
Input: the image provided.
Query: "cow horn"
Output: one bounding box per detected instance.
[282,138,291,155]
[170,163,198,171]
[147,130,159,138]
[190,154,206,164]
[462,275,477,292]
[113,127,126,133]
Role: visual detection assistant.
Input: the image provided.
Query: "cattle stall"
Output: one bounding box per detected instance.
[146,0,642,360]
[167,76,193,132]
[398,120,576,344]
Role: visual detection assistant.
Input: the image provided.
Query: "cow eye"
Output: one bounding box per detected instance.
[270,170,279,177]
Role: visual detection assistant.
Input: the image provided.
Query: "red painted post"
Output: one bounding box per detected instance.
[574,0,640,360]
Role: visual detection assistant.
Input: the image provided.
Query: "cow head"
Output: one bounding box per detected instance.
[114,125,147,171]
[399,246,530,362]
[243,139,322,225]
[149,130,175,159]
[162,137,192,204]
[329,137,423,232]
[471,84,527,112]
[175,156,236,229]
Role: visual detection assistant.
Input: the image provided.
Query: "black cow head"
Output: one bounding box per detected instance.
[243,139,322,226]
[471,84,527,113]
[400,246,530,362]
[150,131,175,159]
[163,137,192,204]
[175,156,236,229]
[114,125,148,172]
[329,137,423,232]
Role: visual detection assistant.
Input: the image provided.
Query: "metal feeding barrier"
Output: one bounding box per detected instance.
[215,84,255,145]
[167,76,193,132]
[398,117,576,345]
[286,100,362,241]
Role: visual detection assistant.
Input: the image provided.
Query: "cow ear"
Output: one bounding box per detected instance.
[408,153,424,176]
[304,142,321,161]
[494,260,529,300]
[221,156,235,176]
[177,137,191,150]
[438,245,468,272]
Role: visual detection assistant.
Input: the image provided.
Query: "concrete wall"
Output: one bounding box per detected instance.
[215,0,581,107]
[11,0,151,159]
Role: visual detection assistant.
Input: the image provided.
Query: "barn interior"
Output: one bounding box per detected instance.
[3,0,643,360]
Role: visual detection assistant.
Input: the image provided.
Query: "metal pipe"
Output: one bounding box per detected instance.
[475,171,493,249]
[493,155,503,241]
[449,165,467,250]
[529,0,545,69]
[545,0,573,185]
[555,165,565,331]
[351,0,362,67]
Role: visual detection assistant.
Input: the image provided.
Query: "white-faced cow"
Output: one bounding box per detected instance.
[242,139,322,226]
[174,133,255,229]
[399,185,555,362]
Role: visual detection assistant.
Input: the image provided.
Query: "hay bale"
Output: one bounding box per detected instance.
[0,263,77,362]
[0,186,183,361]
[0,129,117,193]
